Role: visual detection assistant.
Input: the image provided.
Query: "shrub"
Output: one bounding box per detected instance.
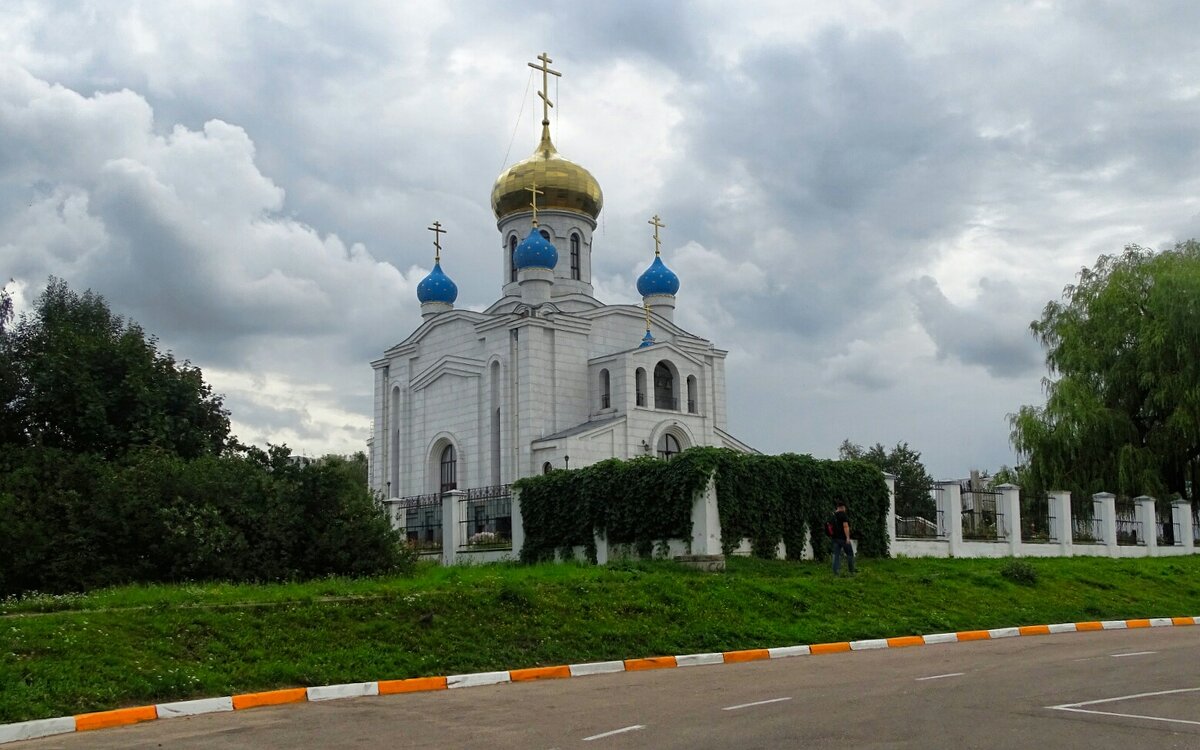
[1000,560,1039,586]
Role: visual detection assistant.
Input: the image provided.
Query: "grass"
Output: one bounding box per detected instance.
[4,554,1200,723]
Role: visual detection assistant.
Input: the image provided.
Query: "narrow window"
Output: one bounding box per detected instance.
[687,375,697,414]
[635,368,647,407]
[654,362,676,410]
[542,461,553,475]
[570,233,581,280]
[599,368,611,409]
[539,228,551,241]
[439,444,457,492]
[509,235,518,283]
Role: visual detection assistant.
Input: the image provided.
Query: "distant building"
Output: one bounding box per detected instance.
[370,54,751,500]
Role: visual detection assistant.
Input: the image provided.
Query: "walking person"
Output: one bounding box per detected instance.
[831,501,856,576]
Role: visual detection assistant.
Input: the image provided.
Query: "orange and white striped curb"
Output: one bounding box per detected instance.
[2,615,1196,744]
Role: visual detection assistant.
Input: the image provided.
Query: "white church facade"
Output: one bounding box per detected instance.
[369,54,752,508]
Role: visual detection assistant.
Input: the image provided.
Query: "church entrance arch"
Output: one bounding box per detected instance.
[649,422,694,462]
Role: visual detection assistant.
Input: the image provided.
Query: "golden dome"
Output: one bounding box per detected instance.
[491,125,603,221]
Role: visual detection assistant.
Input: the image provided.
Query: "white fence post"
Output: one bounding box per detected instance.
[1134,496,1157,555]
[593,529,609,565]
[1173,498,1194,551]
[1093,492,1118,557]
[1049,491,1073,556]
[441,489,464,566]
[883,472,897,556]
[690,472,723,556]
[939,481,964,557]
[997,484,1022,556]
[510,488,524,560]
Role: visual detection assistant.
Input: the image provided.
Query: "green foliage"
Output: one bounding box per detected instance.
[0,277,231,458]
[0,446,412,596]
[1011,242,1200,502]
[5,555,1199,724]
[839,439,935,519]
[999,560,1039,586]
[515,447,889,563]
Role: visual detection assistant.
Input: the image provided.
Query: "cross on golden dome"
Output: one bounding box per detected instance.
[528,52,561,126]
[427,220,446,263]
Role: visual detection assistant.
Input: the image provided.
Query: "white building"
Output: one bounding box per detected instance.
[369,55,751,503]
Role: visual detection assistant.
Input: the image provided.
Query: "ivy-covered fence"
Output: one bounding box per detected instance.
[514,447,889,563]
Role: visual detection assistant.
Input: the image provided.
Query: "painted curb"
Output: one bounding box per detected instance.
[2,614,1196,745]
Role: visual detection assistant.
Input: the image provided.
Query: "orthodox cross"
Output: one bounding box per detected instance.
[526,182,544,227]
[643,301,653,331]
[648,214,666,257]
[427,220,446,263]
[527,52,561,125]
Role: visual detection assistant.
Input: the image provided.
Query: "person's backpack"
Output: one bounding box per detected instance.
[825,519,835,538]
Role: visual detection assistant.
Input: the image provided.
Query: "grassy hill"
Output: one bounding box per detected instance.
[4,554,1200,723]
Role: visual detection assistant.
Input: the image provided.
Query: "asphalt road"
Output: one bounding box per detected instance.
[15,627,1200,749]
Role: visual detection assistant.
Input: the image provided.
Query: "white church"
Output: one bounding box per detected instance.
[369,54,752,508]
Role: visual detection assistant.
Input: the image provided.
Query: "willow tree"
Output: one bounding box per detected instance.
[1010,241,1200,501]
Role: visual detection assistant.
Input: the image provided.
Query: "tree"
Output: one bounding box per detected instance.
[0,280,12,334]
[1010,241,1200,502]
[838,439,935,519]
[0,278,231,458]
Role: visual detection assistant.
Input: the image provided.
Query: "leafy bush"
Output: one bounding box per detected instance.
[0,446,412,596]
[1000,559,1039,586]
[515,447,889,563]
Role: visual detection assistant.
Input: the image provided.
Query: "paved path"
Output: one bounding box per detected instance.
[15,627,1200,748]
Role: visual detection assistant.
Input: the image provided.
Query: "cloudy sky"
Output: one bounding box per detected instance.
[3,1,1199,478]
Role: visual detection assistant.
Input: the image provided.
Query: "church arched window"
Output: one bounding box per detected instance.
[570,233,581,280]
[599,368,610,409]
[654,361,678,410]
[539,228,551,241]
[439,444,457,492]
[542,461,553,475]
[635,367,647,407]
[657,433,681,461]
[687,375,698,413]
[509,235,518,283]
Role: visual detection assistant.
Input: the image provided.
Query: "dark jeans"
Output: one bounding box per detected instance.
[832,539,856,575]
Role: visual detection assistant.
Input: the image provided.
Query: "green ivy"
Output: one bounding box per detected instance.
[515,447,889,563]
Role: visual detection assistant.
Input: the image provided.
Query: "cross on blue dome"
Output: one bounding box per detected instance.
[636,255,680,296]
[416,261,458,304]
[514,226,559,270]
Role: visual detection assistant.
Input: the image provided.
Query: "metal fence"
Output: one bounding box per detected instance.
[1021,493,1056,543]
[962,489,1005,541]
[458,484,513,550]
[1072,517,1103,543]
[1115,498,1142,545]
[397,493,442,551]
[896,511,943,539]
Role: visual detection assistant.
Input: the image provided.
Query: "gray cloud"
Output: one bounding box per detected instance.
[4,2,1200,477]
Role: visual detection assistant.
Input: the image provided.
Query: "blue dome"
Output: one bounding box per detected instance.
[638,329,655,348]
[513,227,559,271]
[636,255,680,296]
[416,261,458,304]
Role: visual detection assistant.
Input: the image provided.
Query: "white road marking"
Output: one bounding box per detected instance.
[1047,687,1200,727]
[722,697,793,711]
[915,672,964,681]
[583,725,645,741]
[1110,651,1156,658]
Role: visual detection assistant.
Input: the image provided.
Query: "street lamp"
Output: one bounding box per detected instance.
[564,455,570,471]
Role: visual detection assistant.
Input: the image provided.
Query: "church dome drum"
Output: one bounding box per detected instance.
[416,261,458,304]
[491,130,603,222]
[636,255,680,296]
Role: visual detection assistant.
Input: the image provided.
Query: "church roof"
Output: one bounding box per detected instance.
[636,255,680,297]
[534,414,625,443]
[491,125,603,222]
[416,261,458,304]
